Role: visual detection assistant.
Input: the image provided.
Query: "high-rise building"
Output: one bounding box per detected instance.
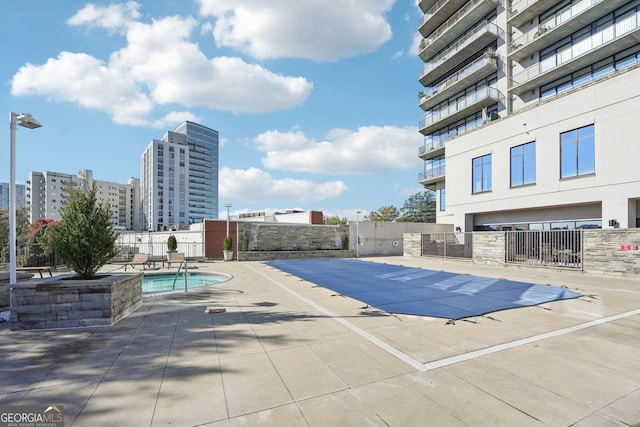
[27,170,141,230]
[141,121,218,231]
[417,0,640,231]
[0,182,26,210]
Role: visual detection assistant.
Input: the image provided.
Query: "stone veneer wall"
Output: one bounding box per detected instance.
[403,233,422,257]
[10,273,142,331]
[471,232,506,265]
[583,230,640,276]
[238,223,345,251]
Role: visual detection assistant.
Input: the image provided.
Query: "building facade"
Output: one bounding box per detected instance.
[0,182,26,210]
[141,121,219,231]
[417,0,640,231]
[27,169,141,230]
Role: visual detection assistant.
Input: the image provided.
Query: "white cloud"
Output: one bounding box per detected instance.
[11,7,313,126]
[150,111,201,129]
[219,167,349,202]
[11,51,154,126]
[67,1,141,33]
[197,0,394,61]
[254,126,422,175]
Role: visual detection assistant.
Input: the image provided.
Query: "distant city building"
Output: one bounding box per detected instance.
[0,182,26,210]
[141,121,219,231]
[27,169,141,230]
[417,0,640,230]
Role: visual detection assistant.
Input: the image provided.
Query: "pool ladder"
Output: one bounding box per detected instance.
[171,260,188,291]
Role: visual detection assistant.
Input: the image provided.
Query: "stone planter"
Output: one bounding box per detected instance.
[223,250,233,261]
[10,273,143,331]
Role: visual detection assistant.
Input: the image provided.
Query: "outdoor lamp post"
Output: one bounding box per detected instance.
[9,112,42,286]
[225,203,231,237]
[355,210,361,257]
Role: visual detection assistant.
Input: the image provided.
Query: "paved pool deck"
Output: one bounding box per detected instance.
[1,257,639,426]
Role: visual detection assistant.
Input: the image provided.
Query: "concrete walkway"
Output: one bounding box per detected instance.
[1,257,640,426]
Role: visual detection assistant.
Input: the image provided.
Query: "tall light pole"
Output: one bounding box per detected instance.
[225,203,231,237]
[9,112,42,286]
[355,210,361,257]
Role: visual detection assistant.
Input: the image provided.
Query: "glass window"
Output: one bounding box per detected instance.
[561,124,594,178]
[439,188,446,211]
[472,154,492,193]
[511,142,536,187]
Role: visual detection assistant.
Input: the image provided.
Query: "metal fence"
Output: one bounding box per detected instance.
[0,244,60,268]
[505,229,583,269]
[421,232,473,259]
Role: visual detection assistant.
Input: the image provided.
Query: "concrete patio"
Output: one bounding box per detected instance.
[1,257,639,426]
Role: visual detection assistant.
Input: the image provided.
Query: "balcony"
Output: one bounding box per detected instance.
[419,87,503,135]
[509,0,630,62]
[510,10,640,95]
[418,0,442,14]
[508,0,558,29]
[419,0,499,60]
[419,139,446,160]
[419,51,498,110]
[419,164,446,188]
[419,21,502,85]
[419,0,469,38]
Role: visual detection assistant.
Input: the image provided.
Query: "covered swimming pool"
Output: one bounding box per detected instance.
[266,258,582,320]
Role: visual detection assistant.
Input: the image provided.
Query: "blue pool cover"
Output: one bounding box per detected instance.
[266,258,582,320]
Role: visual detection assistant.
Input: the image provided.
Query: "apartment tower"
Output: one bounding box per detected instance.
[141,121,219,231]
[418,0,640,231]
[27,170,141,230]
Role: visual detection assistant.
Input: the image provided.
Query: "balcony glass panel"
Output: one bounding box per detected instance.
[512,10,640,85]
[419,21,499,80]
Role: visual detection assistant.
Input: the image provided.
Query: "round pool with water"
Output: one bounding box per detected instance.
[142,271,231,294]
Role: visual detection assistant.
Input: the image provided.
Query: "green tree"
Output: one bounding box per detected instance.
[366,205,400,222]
[397,191,436,223]
[0,207,31,263]
[48,183,119,279]
[324,215,348,225]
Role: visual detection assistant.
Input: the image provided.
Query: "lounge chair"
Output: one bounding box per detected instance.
[166,252,185,268]
[125,253,150,271]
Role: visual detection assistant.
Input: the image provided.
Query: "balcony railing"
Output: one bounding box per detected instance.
[420,51,497,104]
[419,21,501,81]
[419,137,447,156]
[419,0,448,28]
[510,0,603,50]
[419,86,502,129]
[419,164,446,181]
[511,10,640,87]
[419,0,497,57]
[508,0,541,19]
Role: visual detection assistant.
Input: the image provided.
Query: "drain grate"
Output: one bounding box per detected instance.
[205,307,226,314]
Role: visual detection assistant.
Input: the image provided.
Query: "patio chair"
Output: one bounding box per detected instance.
[166,252,185,268]
[125,253,150,271]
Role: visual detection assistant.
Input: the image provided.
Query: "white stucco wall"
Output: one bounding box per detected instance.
[442,65,640,230]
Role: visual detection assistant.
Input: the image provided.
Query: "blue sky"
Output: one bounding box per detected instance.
[2,0,426,220]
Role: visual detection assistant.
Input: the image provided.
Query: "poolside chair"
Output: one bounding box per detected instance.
[166,252,185,268]
[125,253,150,271]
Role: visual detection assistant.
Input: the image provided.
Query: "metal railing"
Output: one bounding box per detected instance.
[0,244,60,268]
[420,52,497,103]
[505,230,583,269]
[420,21,502,80]
[511,0,602,48]
[512,10,640,85]
[420,87,503,129]
[421,232,473,259]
